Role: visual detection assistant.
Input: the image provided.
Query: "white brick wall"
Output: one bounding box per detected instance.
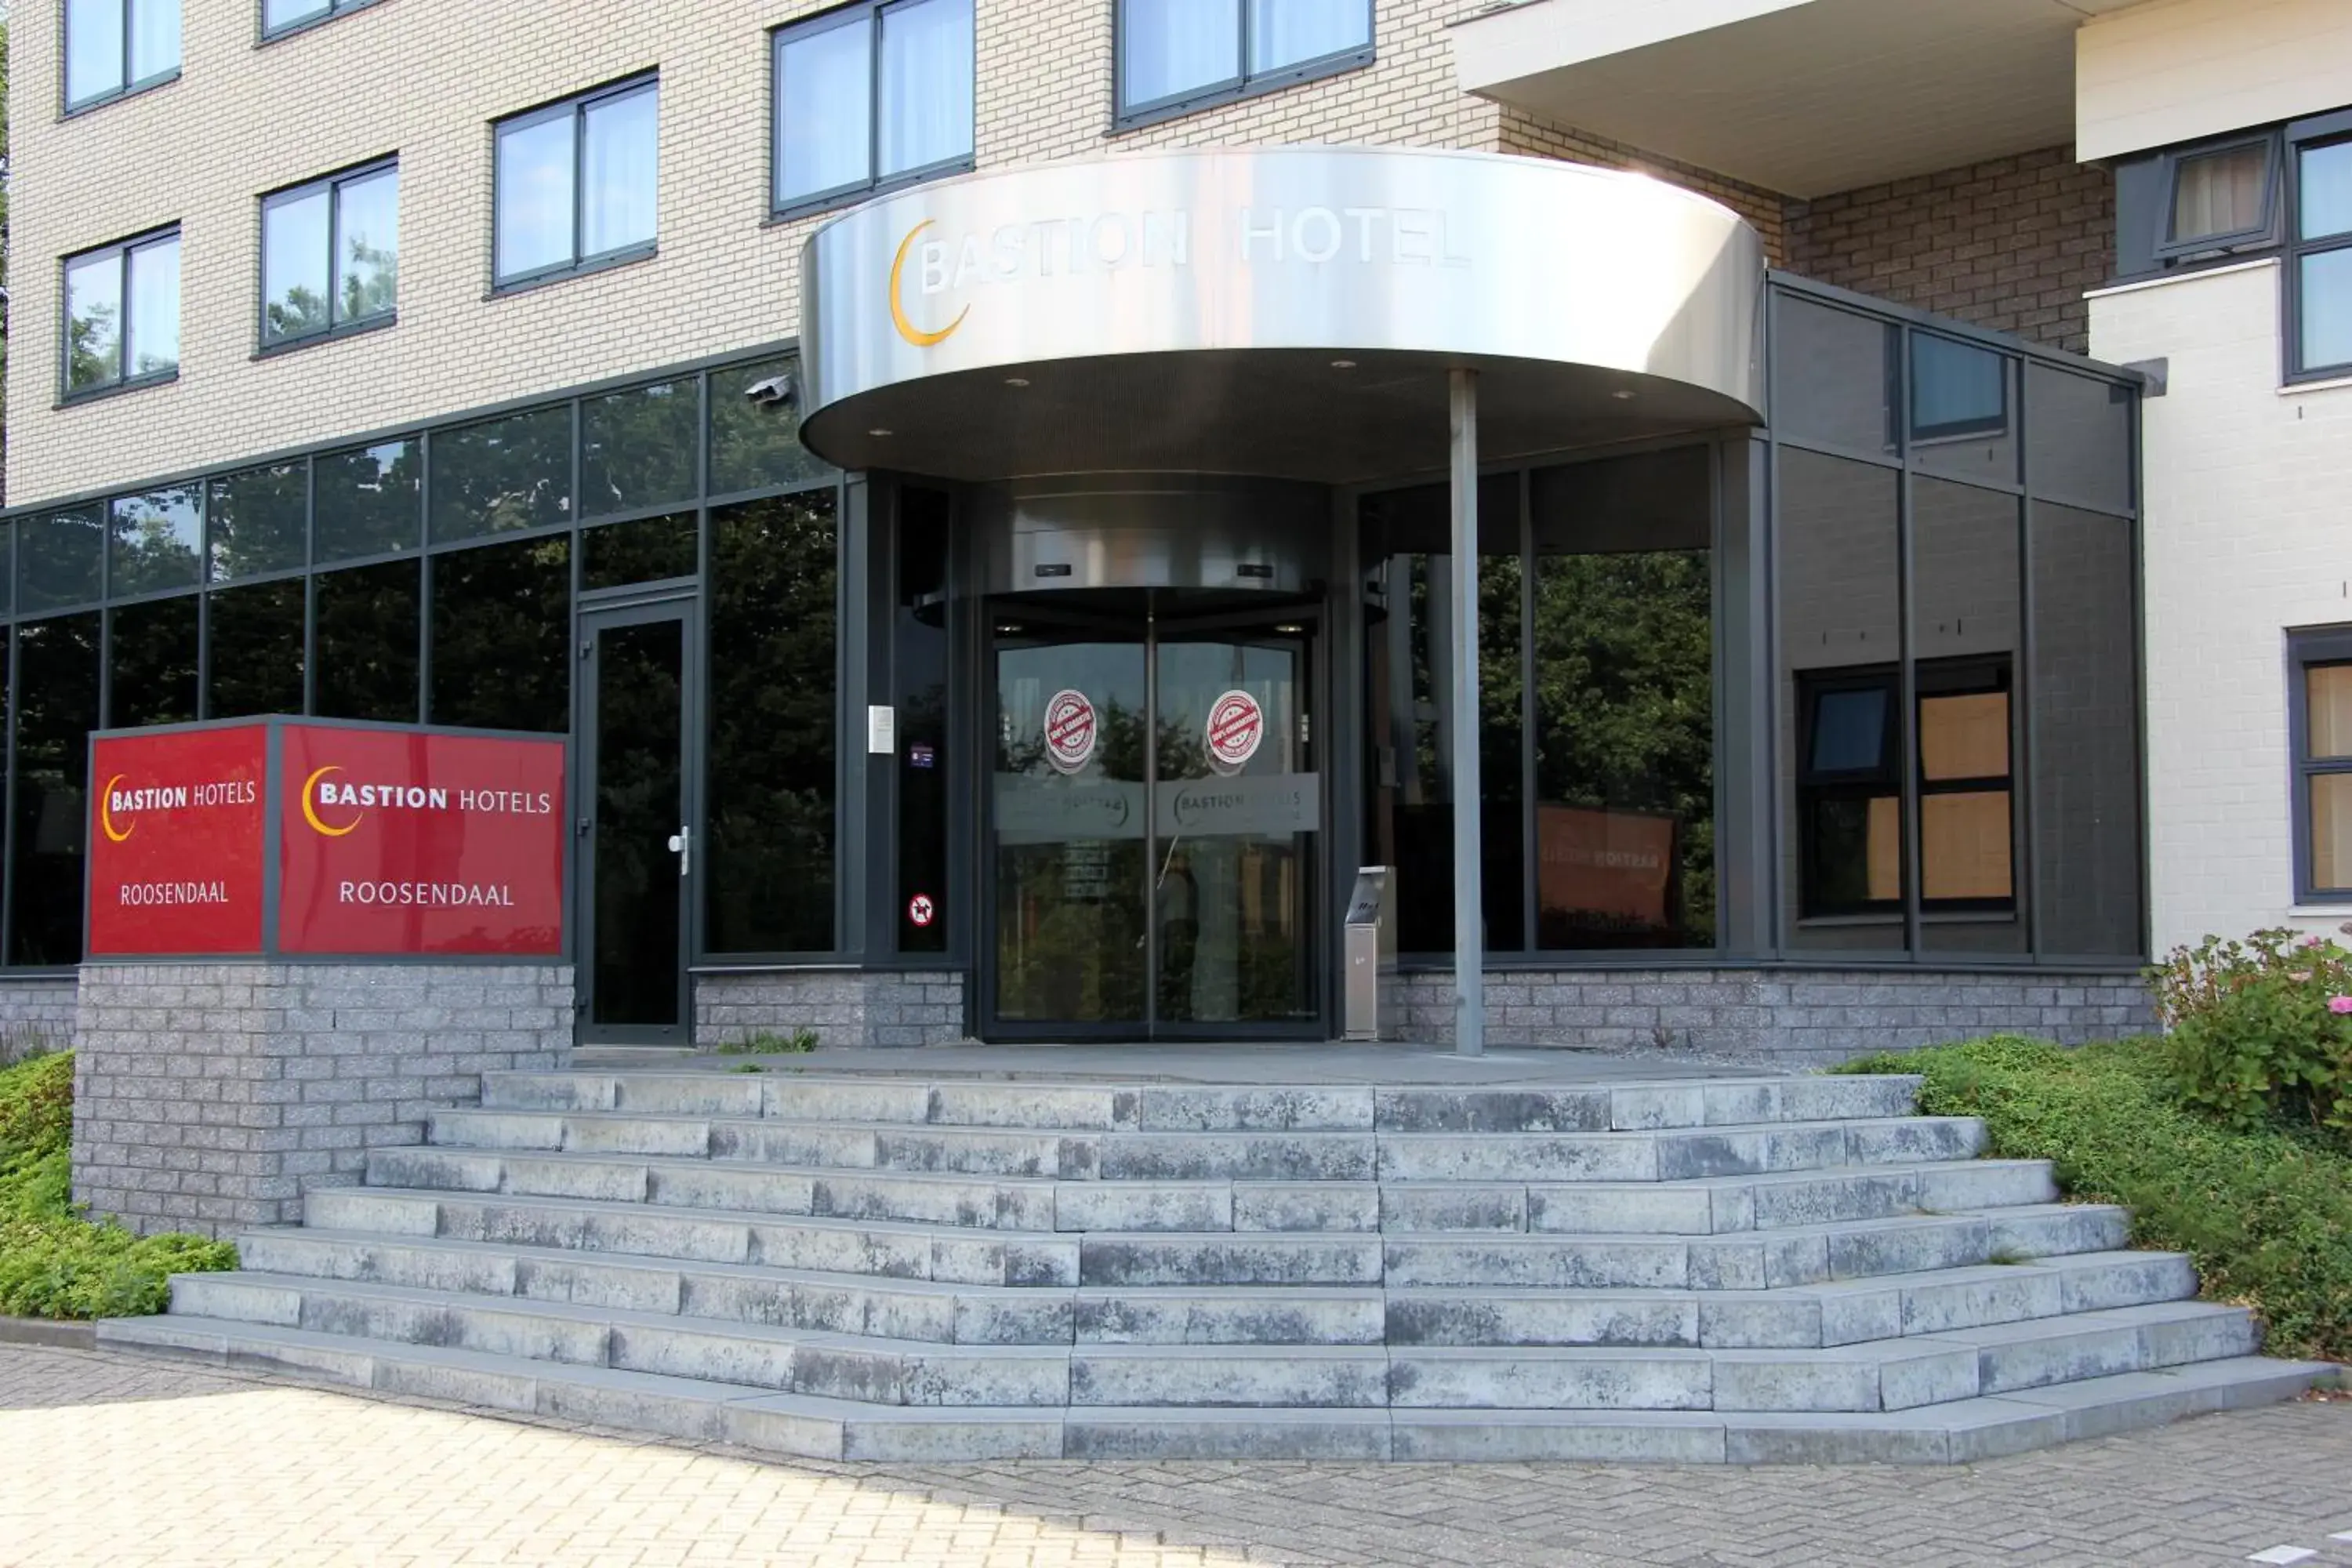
[2090,258,2352,955]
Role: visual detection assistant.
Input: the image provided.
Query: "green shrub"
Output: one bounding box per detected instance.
[717,1027,819,1055]
[0,1052,237,1320]
[1840,1035,2352,1362]
[2149,927,2352,1134]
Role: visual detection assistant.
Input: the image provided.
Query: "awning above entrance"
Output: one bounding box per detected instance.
[796,147,1764,484]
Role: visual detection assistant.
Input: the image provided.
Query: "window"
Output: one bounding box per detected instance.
[2291,115,2352,378]
[2160,138,2275,255]
[64,0,178,111]
[63,230,180,397]
[2292,629,2352,899]
[773,0,974,214]
[494,77,658,288]
[1116,0,1371,124]
[262,0,375,39]
[262,162,399,348]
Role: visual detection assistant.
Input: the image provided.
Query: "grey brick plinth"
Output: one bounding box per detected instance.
[695,971,965,1050]
[70,962,574,1237]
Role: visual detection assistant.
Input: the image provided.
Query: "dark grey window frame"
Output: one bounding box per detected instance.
[768,0,977,222]
[2286,108,2352,382]
[61,0,181,116]
[257,156,401,354]
[1909,328,2012,445]
[257,0,385,45]
[2152,132,2281,260]
[491,73,660,293]
[1111,0,1374,131]
[59,225,181,405]
[2288,624,2352,902]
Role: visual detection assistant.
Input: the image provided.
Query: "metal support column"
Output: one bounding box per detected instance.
[1448,368,1484,1058]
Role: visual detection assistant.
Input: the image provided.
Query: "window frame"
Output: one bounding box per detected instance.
[2289,626,2352,902]
[257,0,384,45]
[59,225,182,404]
[1112,0,1375,130]
[491,73,660,293]
[1908,329,2012,446]
[1795,666,1904,919]
[1912,657,2018,915]
[2285,108,2352,383]
[768,0,977,221]
[2151,132,2281,260]
[61,0,181,116]
[257,156,401,354]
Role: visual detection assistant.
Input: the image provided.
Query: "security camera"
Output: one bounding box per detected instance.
[744,374,796,406]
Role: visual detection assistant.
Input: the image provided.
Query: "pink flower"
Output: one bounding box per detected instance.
[2330,996,2352,1014]
[2307,935,2328,949]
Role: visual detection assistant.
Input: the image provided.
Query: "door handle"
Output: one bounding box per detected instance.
[666,826,691,877]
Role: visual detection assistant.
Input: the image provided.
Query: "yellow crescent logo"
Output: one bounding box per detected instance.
[889,220,969,348]
[300,765,362,838]
[100,775,133,843]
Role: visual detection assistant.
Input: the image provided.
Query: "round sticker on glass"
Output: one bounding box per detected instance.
[1043,689,1098,775]
[1205,689,1265,776]
[907,893,936,928]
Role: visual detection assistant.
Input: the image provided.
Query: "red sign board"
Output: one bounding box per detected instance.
[87,726,270,956]
[1536,804,1678,931]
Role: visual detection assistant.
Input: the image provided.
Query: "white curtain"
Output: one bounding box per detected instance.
[583,84,659,257]
[127,236,181,377]
[880,0,975,178]
[129,0,180,85]
[495,113,575,280]
[1249,0,1367,74]
[1123,0,1238,110]
[2170,145,2265,243]
[65,0,123,105]
[778,22,873,205]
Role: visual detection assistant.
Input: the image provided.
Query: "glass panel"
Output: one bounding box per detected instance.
[107,596,198,728]
[314,559,420,722]
[20,511,106,612]
[206,578,307,718]
[1122,0,1239,108]
[1921,692,2010,781]
[1776,296,1896,456]
[127,235,180,377]
[1779,448,1903,947]
[775,19,872,205]
[1530,448,1714,951]
[2299,248,2352,372]
[66,0,125,106]
[262,186,332,343]
[590,618,684,1029]
[209,462,308,581]
[11,614,101,966]
[316,438,420,561]
[1922,792,2013,901]
[2169,143,2269,242]
[2311,774,2352,891]
[993,633,1149,1024]
[710,358,830,493]
[1911,334,2017,485]
[264,0,332,31]
[64,251,123,392]
[0,524,15,615]
[335,165,400,325]
[581,379,697,517]
[1249,0,1368,72]
[880,0,973,178]
[2309,664,2352,758]
[897,488,951,954]
[1915,477,2022,952]
[580,513,697,590]
[2031,503,2142,955]
[129,0,178,82]
[2026,365,2133,514]
[428,536,572,732]
[110,486,203,597]
[582,83,658,256]
[706,492,838,953]
[2299,140,2352,241]
[495,108,576,281]
[429,405,572,541]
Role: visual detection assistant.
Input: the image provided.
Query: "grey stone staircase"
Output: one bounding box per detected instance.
[99,1068,2335,1462]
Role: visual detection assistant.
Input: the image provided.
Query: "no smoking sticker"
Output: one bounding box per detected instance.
[1044,689,1098,774]
[907,893,936,928]
[1205,689,1265,775]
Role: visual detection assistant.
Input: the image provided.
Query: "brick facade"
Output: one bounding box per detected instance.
[0,977,82,1064]
[71,963,572,1236]
[695,971,966,1050]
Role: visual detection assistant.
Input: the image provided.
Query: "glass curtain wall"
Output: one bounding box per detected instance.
[0,349,838,968]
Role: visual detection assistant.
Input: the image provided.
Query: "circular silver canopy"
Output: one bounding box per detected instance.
[797,146,1765,484]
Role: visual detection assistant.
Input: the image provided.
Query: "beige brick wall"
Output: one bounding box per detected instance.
[1784,147,2114,358]
[4,0,1793,510]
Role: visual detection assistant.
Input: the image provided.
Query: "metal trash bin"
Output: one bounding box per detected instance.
[1341,866,1394,1042]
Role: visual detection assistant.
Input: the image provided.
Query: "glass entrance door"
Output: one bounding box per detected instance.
[577,597,698,1044]
[987,602,1319,1038]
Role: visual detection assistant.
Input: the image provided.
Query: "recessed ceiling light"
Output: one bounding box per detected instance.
[1610,389,1637,401]
[1330,359,1356,370]
[1004,376,1031,387]
[1274,623,1304,633]
[868,427,894,437]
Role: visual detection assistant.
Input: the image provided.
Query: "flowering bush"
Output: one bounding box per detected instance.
[2148,927,2352,1134]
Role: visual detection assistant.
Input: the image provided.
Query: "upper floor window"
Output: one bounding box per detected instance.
[263,0,376,40]
[772,0,975,216]
[263,161,400,349]
[64,0,180,113]
[494,76,658,290]
[2291,124,2352,377]
[1116,0,1372,125]
[64,228,180,398]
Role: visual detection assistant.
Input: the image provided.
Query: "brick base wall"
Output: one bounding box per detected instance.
[71,963,572,1237]
[0,976,79,1064]
[1381,967,2152,1068]
[695,971,966,1049]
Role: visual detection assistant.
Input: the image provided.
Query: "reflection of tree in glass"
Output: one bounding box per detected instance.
[431,407,572,538]
[11,615,100,965]
[111,488,202,595]
[209,463,307,580]
[67,299,120,390]
[582,381,698,517]
[430,535,572,733]
[267,231,397,343]
[709,358,832,495]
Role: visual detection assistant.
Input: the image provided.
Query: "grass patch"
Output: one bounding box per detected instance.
[1838,1035,2352,1363]
[0,1052,237,1319]
[715,1028,819,1056]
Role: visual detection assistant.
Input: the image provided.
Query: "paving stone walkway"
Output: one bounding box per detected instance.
[2,1345,2347,1567]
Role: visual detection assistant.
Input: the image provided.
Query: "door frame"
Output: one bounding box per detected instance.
[975,592,1330,1042]
[575,586,702,1046]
